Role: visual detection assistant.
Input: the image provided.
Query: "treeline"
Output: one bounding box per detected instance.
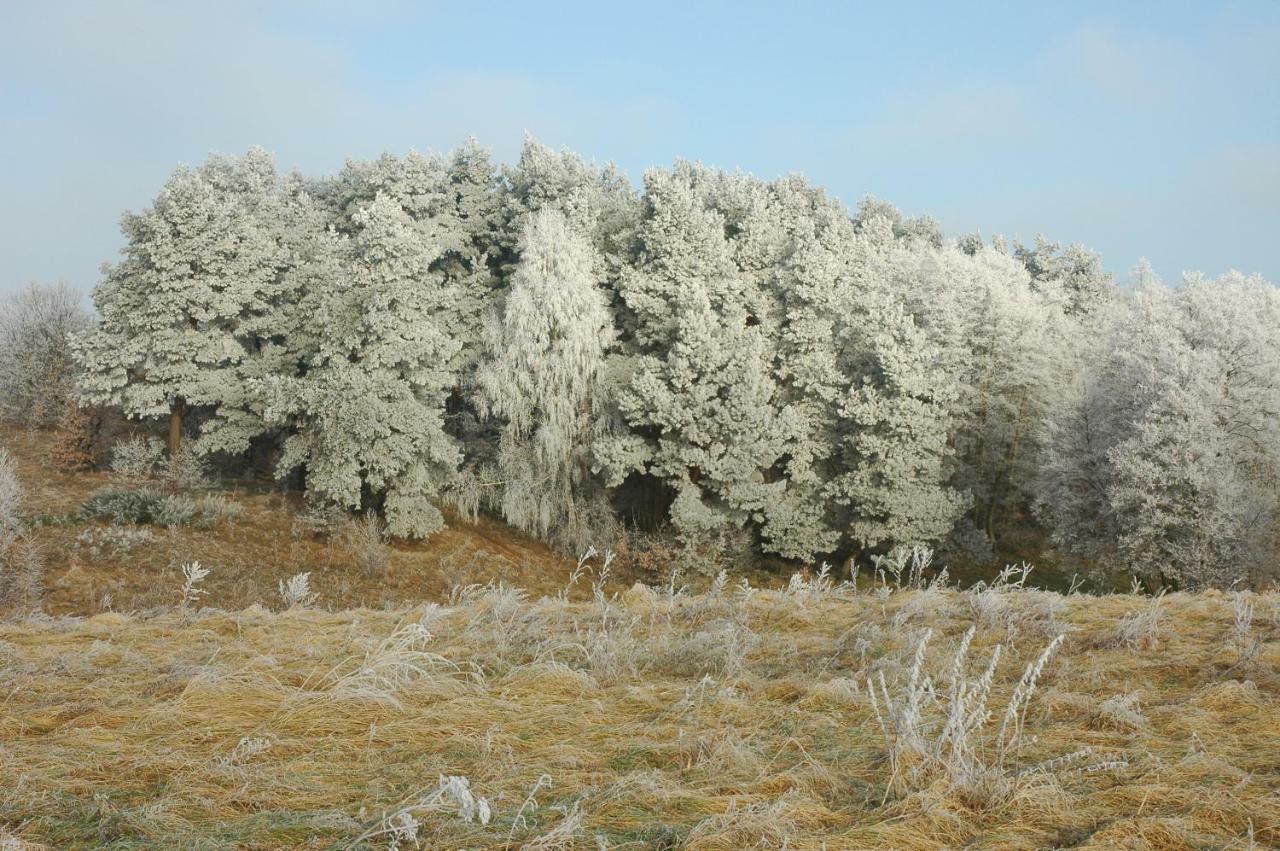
[26,138,1277,588]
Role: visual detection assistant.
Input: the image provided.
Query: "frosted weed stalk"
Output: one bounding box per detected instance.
[353,774,491,849]
[330,622,459,705]
[873,544,935,590]
[868,626,1107,805]
[177,561,211,610]
[1115,588,1166,651]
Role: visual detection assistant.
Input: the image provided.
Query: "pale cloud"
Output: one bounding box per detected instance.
[1193,142,1280,216]
[1042,24,1197,108]
[847,82,1034,159]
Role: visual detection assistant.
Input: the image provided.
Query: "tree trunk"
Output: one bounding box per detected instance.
[169,397,186,458]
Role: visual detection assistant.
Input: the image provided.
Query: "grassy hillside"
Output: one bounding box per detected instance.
[1,426,581,615]
[1,576,1276,848]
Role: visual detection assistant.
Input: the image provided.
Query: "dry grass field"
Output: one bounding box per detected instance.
[2,427,1279,849]
[2,574,1278,848]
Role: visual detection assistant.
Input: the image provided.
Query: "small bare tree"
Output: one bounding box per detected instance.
[0,282,91,427]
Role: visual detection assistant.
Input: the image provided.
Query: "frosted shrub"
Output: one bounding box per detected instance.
[80,487,164,525]
[294,500,349,537]
[164,446,210,490]
[80,488,197,528]
[0,451,41,611]
[278,571,316,610]
[154,494,198,527]
[0,533,44,611]
[195,493,243,525]
[110,437,165,482]
[74,526,155,561]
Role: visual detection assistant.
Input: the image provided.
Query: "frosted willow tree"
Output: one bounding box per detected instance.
[599,167,797,546]
[503,136,640,288]
[74,149,289,456]
[270,193,461,538]
[472,208,617,550]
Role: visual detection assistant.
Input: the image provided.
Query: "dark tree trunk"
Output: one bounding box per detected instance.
[169,397,186,458]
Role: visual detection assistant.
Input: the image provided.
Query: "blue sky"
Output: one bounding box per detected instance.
[2,1,1277,295]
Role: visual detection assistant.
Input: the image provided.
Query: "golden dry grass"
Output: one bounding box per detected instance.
[1,580,1277,849]
[3,426,1279,848]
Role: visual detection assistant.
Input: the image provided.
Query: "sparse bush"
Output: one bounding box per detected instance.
[0,532,44,612]
[0,449,22,534]
[80,487,166,525]
[50,401,104,471]
[109,436,165,483]
[0,281,91,427]
[153,494,198,527]
[343,512,391,578]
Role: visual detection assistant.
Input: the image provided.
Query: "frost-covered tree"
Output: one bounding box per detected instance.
[853,196,943,248]
[1037,268,1280,587]
[503,136,641,289]
[724,176,856,557]
[271,193,461,538]
[319,141,506,373]
[74,149,292,456]
[0,282,91,426]
[600,166,797,547]
[472,208,617,550]
[826,291,968,551]
[898,243,1068,551]
[1015,235,1116,316]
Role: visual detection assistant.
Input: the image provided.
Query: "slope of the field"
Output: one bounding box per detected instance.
[1,579,1276,849]
[1,426,583,615]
